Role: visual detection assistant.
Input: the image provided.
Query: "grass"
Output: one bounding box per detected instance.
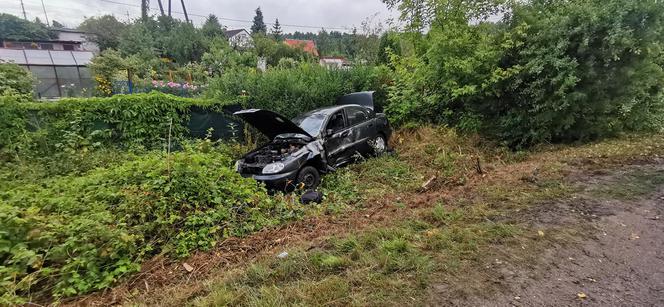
[191,204,524,306]
[46,128,664,306]
[186,130,664,307]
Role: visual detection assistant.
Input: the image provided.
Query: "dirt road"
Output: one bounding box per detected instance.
[436,165,664,306]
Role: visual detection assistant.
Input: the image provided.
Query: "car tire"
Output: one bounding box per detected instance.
[369,134,388,156]
[296,166,321,190]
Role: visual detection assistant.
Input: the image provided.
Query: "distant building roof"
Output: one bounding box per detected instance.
[284,39,319,57]
[224,29,248,38]
[53,28,88,34]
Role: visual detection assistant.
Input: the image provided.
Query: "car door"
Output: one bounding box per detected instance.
[323,110,353,166]
[345,106,376,155]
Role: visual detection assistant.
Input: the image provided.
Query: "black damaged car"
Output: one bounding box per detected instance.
[233,91,392,191]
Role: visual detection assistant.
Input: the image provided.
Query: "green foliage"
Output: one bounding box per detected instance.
[206,64,389,119]
[118,22,157,59]
[0,144,304,302]
[0,13,55,40]
[0,62,34,96]
[251,7,267,35]
[0,94,29,160]
[494,0,664,146]
[272,19,283,41]
[201,38,257,76]
[159,20,207,64]
[385,0,664,147]
[0,93,222,160]
[78,15,128,51]
[201,14,225,39]
[253,34,316,67]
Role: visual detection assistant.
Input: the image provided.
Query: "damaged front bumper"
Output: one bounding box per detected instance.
[241,168,299,190]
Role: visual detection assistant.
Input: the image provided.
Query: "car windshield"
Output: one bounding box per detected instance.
[292,112,326,137]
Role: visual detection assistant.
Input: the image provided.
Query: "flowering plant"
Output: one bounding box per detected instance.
[144,80,202,96]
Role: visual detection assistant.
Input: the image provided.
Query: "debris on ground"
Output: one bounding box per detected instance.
[421,175,437,191]
[300,190,323,204]
[277,251,289,259]
[182,263,194,273]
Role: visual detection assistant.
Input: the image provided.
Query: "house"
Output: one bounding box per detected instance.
[284,39,319,57]
[319,56,351,69]
[53,28,100,53]
[224,29,253,49]
[0,28,98,98]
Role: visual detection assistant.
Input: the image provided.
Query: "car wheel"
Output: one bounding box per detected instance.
[296,166,321,190]
[369,134,387,156]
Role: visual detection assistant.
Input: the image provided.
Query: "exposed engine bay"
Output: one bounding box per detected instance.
[238,137,314,175]
[244,140,304,165]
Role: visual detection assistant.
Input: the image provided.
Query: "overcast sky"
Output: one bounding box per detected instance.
[1,0,399,33]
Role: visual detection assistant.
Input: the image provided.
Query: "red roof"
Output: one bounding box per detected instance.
[284,39,319,57]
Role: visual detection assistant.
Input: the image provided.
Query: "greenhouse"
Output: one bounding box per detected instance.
[0,48,95,98]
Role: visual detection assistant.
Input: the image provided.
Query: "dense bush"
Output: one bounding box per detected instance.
[0,62,34,96]
[0,93,227,160]
[0,145,304,303]
[385,0,664,147]
[206,64,390,118]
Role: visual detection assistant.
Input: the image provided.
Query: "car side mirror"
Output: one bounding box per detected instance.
[326,129,334,137]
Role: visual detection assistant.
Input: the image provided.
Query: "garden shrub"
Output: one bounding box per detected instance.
[0,145,304,303]
[0,62,34,96]
[0,94,29,160]
[385,0,664,148]
[0,92,232,160]
[205,64,390,119]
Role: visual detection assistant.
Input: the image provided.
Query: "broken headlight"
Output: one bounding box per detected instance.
[262,162,285,174]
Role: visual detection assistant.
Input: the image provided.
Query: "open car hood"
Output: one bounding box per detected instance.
[337,91,375,110]
[234,109,313,140]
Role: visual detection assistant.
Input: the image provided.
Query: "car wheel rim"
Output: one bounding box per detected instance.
[302,173,315,188]
[372,136,386,154]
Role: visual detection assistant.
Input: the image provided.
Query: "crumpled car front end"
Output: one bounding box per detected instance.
[236,135,324,190]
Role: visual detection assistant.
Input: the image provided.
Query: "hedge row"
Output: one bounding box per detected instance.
[0,92,232,160]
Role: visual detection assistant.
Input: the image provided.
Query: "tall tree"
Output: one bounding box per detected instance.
[78,15,127,51]
[201,14,224,39]
[251,7,267,34]
[0,13,55,40]
[118,22,156,59]
[271,18,283,41]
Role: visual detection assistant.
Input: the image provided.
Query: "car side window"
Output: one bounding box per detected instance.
[326,111,346,133]
[346,107,369,127]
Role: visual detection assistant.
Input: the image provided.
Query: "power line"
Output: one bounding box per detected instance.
[97,0,351,31]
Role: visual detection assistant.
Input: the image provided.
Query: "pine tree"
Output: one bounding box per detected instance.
[251,7,267,34]
[272,18,283,41]
[202,14,224,38]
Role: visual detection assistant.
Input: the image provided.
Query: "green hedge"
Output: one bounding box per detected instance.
[0,92,232,160]
[205,64,391,119]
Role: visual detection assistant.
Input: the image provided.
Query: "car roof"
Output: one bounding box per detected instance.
[295,104,366,119]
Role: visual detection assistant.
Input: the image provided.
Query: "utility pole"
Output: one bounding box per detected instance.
[19,0,27,20]
[40,0,50,27]
[168,0,171,17]
[156,0,165,16]
[180,0,189,23]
